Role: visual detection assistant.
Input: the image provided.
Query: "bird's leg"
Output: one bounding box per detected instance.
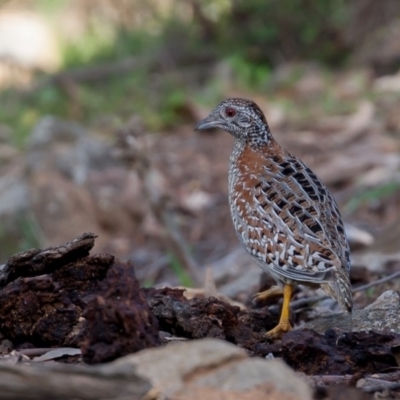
[253,285,283,303]
[266,283,293,339]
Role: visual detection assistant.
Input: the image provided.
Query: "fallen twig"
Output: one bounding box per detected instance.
[361,379,400,393]
[352,270,400,293]
[307,374,353,386]
[18,348,55,357]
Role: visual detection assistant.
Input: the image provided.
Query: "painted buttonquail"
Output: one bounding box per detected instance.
[195,98,352,338]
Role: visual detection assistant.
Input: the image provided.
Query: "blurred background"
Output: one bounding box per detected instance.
[0,0,400,303]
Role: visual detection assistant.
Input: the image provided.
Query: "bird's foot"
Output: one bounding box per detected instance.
[265,321,292,339]
[253,285,283,303]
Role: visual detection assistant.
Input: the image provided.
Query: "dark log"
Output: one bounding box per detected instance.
[0,232,98,287]
[281,329,400,375]
[0,233,114,347]
[81,261,161,364]
[145,287,278,345]
[0,254,113,347]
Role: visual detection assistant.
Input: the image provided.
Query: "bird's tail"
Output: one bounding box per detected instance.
[320,271,352,313]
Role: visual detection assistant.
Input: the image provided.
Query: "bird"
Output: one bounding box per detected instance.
[195,98,352,339]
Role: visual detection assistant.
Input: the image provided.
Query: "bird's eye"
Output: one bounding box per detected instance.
[225,107,236,118]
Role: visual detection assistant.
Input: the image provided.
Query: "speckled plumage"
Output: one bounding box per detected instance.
[196,98,352,317]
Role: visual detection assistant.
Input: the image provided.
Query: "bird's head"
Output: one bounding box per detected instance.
[195,98,272,146]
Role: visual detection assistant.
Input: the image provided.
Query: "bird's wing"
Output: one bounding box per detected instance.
[238,153,350,285]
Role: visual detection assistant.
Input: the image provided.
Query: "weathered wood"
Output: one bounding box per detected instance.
[0,253,113,346]
[0,361,151,400]
[81,261,161,363]
[0,232,98,287]
[145,286,278,344]
[281,329,400,375]
[0,233,114,347]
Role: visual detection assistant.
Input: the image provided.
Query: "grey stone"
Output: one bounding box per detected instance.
[305,290,400,334]
[192,358,309,395]
[113,338,312,400]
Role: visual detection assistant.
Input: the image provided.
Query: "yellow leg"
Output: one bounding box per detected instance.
[253,285,283,303]
[266,283,293,339]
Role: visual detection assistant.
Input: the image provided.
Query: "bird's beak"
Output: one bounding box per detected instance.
[194,115,221,131]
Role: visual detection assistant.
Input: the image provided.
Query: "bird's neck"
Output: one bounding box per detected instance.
[247,123,273,150]
[231,124,274,156]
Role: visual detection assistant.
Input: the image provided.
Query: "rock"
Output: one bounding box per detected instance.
[353,290,400,332]
[113,338,312,400]
[305,290,400,334]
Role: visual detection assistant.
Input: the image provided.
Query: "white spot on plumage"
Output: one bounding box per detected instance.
[317,261,325,270]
